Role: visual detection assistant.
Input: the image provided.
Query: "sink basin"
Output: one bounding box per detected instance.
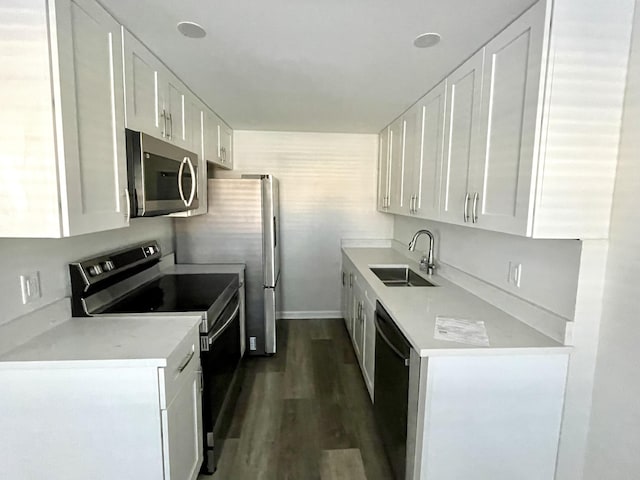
[370,266,436,287]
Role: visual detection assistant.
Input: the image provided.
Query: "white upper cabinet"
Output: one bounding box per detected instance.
[203,108,233,170]
[218,122,233,169]
[123,30,220,159]
[440,50,484,226]
[377,127,391,211]
[378,0,631,239]
[0,0,129,238]
[415,80,446,219]
[472,0,546,235]
[161,74,186,148]
[403,80,447,219]
[401,104,420,215]
[387,118,404,214]
[123,30,164,138]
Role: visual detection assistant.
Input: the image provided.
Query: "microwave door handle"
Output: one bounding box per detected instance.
[177,157,188,205]
[185,156,196,207]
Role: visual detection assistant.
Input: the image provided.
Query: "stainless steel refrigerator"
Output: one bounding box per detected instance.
[174,175,280,355]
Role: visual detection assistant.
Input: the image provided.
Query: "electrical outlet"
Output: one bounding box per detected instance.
[20,272,41,304]
[508,262,522,288]
[249,336,257,351]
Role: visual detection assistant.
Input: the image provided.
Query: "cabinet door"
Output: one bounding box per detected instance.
[162,75,185,147]
[402,105,421,215]
[54,0,129,236]
[352,278,365,360]
[203,108,219,165]
[362,296,376,399]
[377,127,391,211]
[218,121,233,169]
[439,50,484,225]
[415,80,446,219]
[473,1,546,235]
[387,118,404,214]
[122,30,163,138]
[162,368,203,480]
[341,269,349,322]
[345,271,355,335]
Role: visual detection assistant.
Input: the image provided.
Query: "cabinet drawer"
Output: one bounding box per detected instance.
[159,324,201,409]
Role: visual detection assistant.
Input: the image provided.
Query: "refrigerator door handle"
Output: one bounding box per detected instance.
[273,216,277,248]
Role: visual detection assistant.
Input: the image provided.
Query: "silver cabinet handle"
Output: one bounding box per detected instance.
[178,350,195,372]
[349,273,353,288]
[178,157,188,205]
[168,113,173,139]
[464,192,470,222]
[472,192,479,223]
[185,156,196,207]
[161,109,167,138]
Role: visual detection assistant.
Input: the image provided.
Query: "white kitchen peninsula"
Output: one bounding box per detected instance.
[0,316,203,480]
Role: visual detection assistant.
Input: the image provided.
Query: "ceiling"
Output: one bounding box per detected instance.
[100,0,537,133]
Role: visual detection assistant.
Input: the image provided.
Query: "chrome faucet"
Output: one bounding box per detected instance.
[408,229,436,275]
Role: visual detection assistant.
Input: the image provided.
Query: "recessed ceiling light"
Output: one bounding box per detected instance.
[177,21,207,39]
[414,32,441,48]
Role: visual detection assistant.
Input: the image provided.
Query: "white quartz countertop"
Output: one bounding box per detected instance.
[0,315,201,368]
[343,248,569,357]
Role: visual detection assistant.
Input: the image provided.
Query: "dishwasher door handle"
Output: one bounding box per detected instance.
[375,314,410,367]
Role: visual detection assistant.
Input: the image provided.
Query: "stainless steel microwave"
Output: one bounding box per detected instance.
[126,129,199,217]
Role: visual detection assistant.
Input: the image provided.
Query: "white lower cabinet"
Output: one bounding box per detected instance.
[341,254,375,398]
[362,295,376,399]
[407,354,568,480]
[352,275,366,360]
[0,325,203,480]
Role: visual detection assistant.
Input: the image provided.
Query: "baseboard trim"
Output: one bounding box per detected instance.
[277,311,342,320]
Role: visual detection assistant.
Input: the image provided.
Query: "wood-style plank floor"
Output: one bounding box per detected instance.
[200,319,393,480]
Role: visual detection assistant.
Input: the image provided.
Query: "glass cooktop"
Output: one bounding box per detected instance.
[98,273,237,314]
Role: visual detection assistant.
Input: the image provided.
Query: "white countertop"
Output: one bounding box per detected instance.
[343,247,569,356]
[0,315,201,368]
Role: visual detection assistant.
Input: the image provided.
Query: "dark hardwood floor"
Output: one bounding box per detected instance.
[204,319,394,480]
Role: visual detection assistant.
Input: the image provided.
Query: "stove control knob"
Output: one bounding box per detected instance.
[88,264,103,277]
[101,260,115,272]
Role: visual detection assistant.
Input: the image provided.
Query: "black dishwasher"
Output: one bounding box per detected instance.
[374,301,411,480]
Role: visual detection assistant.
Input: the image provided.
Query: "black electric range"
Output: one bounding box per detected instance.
[69,240,244,474]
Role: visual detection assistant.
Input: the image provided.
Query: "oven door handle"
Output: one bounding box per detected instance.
[208,303,240,345]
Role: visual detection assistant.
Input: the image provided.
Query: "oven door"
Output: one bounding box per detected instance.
[200,293,242,473]
[126,130,199,217]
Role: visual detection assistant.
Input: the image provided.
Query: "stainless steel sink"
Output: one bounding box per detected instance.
[370,266,436,287]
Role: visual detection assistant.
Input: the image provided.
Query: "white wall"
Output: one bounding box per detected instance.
[585,1,640,476]
[0,218,174,326]
[394,216,581,320]
[220,130,393,317]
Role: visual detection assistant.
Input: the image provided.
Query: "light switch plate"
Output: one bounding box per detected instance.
[20,272,41,304]
[508,262,522,288]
